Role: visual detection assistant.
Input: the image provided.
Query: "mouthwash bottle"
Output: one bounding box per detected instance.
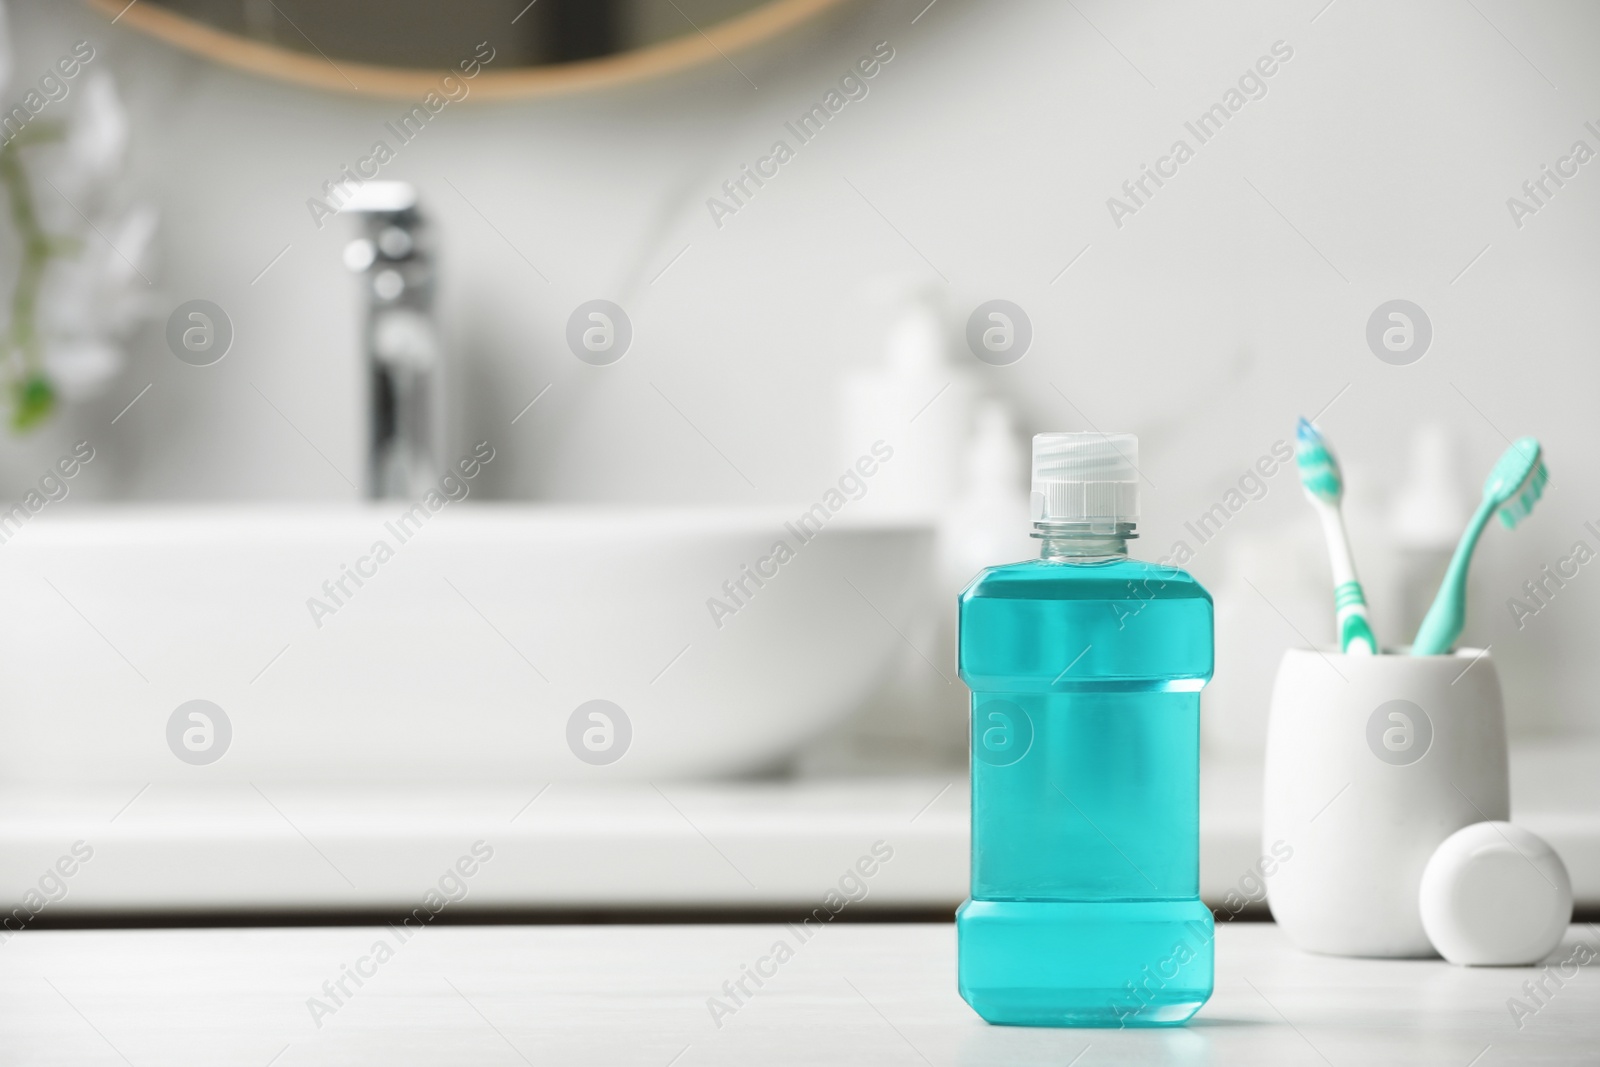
[957,433,1214,1027]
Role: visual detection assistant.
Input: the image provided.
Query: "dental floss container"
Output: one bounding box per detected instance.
[1419,821,1572,966]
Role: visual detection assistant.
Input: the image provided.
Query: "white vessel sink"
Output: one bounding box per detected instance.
[0,506,933,785]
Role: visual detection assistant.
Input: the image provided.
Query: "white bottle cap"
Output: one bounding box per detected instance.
[1030,432,1139,525]
[1419,821,1572,966]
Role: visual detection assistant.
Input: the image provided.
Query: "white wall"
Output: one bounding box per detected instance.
[4,0,1599,739]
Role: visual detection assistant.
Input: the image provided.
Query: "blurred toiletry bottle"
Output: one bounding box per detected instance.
[1206,518,1331,758]
[940,400,1034,588]
[828,278,975,766]
[922,399,1035,762]
[842,277,974,519]
[958,433,1214,1027]
[1392,424,1472,642]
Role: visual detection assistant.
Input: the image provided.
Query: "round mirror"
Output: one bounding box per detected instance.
[87,0,852,99]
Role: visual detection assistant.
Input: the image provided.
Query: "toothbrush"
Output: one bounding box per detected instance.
[1411,437,1548,656]
[1295,417,1379,655]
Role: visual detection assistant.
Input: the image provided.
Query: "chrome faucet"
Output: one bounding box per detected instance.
[342,182,443,499]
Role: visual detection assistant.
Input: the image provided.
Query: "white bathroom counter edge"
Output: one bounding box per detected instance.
[0,740,1591,911]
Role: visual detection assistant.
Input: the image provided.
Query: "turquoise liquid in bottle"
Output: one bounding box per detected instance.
[957,433,1214,1027]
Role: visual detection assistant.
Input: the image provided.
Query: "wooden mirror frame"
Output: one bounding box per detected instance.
[87,0,853,100]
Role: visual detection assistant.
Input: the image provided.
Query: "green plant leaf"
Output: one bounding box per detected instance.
[11,374,56,432]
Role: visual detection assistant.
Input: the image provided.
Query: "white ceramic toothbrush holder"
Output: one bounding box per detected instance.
[1261,647,1509,958]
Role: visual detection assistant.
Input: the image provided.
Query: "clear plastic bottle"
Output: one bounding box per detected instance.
[957,433,1215,1027]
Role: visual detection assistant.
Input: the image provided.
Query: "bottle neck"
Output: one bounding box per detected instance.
[1033,522,1136,561]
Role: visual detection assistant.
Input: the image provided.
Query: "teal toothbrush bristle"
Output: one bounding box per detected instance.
[1497,453,1548,528]
[1294,417,1341,501]
[1484,436,1545,529]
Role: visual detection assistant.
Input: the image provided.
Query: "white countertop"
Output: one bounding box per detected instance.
[3,740,1594,913]
[3,921,1596,1064]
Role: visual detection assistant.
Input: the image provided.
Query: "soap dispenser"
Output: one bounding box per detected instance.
[841,278,974,519]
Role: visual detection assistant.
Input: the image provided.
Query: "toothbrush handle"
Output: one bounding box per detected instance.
[1412,497,1495,656]
[1317,505,1378,654]
[1336,583,1378,655]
